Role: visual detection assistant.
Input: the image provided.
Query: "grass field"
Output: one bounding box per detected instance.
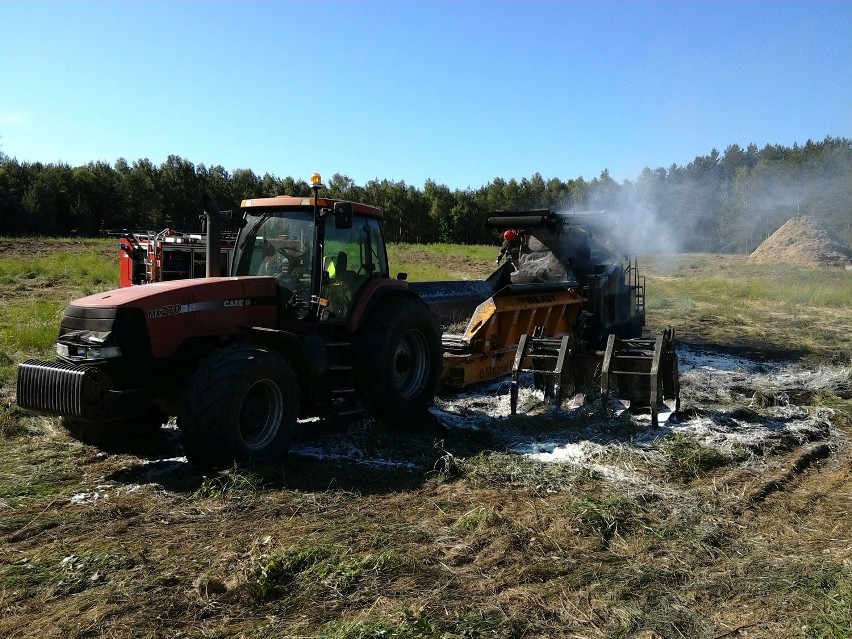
[641,253,852,361]
[1,237,851,638]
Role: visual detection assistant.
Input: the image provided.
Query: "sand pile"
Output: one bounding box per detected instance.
[749,216,852,268]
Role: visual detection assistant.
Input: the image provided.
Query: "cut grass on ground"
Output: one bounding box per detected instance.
[1,241,852,638]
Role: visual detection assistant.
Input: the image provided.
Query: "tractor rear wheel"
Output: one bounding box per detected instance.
[355,298,442,425]
[179,344,298,467]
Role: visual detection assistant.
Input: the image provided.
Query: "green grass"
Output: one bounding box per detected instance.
[0,439,81,502]
[0,241,115,345]
[387,242,495,281]
[464,450,591,493]
[0,238,116,389]
[389,242,495,260]
[192,464,268,499]
[642,254,852,357]
[801,569,852,639]
[1,298,65,350]
[661,433,742,481]
[1,548,137,597]
[256,545,417,601]
[455,505,504,531]
[318,612,504,639]
[812,392,852,430]
[644,255,852,311]
[0,240,116,288]
[569,494,649,543]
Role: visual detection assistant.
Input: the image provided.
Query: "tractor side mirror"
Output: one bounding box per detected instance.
[333,201,353,230]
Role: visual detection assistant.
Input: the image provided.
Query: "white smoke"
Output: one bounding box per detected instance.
[560,154,852,256]
[571,182,685,256]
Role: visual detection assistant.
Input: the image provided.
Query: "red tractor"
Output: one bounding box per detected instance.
[17,174,442,467]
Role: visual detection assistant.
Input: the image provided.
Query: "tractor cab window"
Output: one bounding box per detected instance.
[321,215,387,321]
[235,210,315,319]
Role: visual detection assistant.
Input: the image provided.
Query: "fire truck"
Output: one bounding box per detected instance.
[113,228,237,287]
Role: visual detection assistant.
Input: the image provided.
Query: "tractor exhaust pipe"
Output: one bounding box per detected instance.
[203,193,221,278]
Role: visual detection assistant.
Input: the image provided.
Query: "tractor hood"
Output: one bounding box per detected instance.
[60,277,280,359]
[69,277,274,309]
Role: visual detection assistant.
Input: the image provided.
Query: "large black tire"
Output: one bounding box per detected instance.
[178,344,298,468]
[61,408,166,447]
[355,298,442,425]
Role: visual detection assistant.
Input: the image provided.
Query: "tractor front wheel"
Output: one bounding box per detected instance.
[179,344,298,467]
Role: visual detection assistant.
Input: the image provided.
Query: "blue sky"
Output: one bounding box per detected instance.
[1,1,849,190]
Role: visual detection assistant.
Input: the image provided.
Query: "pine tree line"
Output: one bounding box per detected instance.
[0,137,849,252]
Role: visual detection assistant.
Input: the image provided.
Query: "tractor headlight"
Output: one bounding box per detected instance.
[86,345,122,359]
[56,343,123,360]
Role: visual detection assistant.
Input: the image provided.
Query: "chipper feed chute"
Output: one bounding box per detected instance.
[440,283,585,388]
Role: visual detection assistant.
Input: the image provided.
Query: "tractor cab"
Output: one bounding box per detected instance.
[232,192,388,324]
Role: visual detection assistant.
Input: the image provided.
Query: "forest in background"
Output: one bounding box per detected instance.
[0,136,849,253]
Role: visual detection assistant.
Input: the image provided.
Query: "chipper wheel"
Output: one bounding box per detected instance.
[179,344,298,467]
[355,298,442,426]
